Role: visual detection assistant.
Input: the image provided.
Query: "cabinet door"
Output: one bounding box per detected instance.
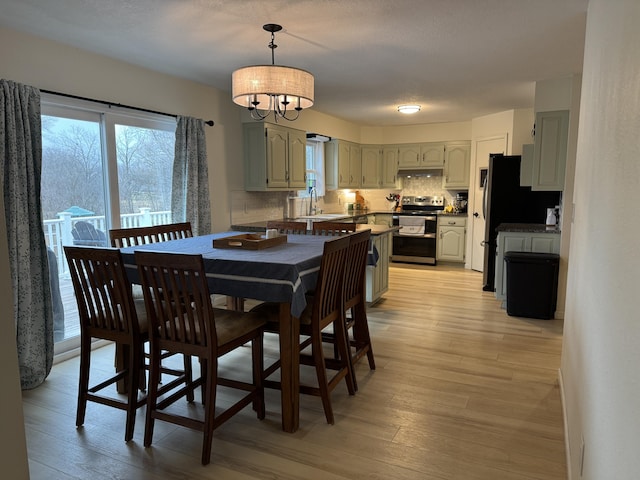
[437,226,465,262]
[443,143,470,189]
[349,144,362,188]
[532,110,569,191]
[520,143,534,187]
[266,126,289,188]
[398,144,421,168]
[420,143,445,167]
[337,142,352,188]
[361,146,381,188]
[378,232,390,293]
[531,234,560,253]
[287,128,307,189]
[381,146,399,187]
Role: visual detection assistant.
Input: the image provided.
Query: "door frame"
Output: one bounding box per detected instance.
[467,134,508,271]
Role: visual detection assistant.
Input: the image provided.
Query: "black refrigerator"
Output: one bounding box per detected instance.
[482,154,561,291]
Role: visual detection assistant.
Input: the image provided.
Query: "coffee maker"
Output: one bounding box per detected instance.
[454,192,468,213]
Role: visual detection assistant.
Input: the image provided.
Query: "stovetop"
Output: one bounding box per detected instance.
[398,195,444,214]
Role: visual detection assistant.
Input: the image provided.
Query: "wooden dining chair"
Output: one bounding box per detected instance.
[64,246,189,442]
[110,221,196,378]
[135,250,267,465]
[312,221,357,236]
[322,229,376,390]
[251,235,355,424]
[109,221,193,248]
[266,220,308,235]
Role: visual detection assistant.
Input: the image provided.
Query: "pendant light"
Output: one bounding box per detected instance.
[232,24,314,122]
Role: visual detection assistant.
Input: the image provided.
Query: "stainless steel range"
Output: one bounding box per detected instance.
[391,195,444,265]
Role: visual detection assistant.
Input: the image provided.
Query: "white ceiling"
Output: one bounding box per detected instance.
[0,0,588,126]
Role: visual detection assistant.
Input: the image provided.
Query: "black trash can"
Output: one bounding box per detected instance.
[504,251,559,319]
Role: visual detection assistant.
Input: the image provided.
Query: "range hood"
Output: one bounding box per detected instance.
[396,168,444,177]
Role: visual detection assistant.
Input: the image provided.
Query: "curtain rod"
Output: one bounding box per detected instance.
[40,89,214,126]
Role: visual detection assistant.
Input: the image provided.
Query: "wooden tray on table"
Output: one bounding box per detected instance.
[213,233,287,250]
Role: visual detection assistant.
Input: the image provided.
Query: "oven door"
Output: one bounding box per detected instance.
[392,214,437,265]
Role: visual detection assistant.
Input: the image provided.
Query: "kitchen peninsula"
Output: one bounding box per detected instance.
[230,217,397,304]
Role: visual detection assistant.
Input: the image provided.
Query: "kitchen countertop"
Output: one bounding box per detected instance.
[230,220,398,236]
[496,223,561,233]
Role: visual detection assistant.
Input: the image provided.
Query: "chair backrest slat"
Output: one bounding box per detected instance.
[312,221,357,236]
[312,235,350,327]
[110,222,193,248]
[135,251,215,353]
[266,221,308,235]
[64,246,138,338]
[344,229,371,309]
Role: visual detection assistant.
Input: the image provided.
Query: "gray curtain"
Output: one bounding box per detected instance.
[171,116,211,235]
[0,79,53,389]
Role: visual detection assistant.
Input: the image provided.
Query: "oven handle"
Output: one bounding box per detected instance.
[393,233,436,238]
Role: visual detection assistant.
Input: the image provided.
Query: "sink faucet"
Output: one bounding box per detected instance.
[308,184,318,215]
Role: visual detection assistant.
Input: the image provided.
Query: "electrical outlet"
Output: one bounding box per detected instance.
[579,436,585,476]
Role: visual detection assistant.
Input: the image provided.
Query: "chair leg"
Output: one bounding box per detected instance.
[183,354,195,403]
[76,334,91,428]
[353,303,376,370]
[334,318,356,396]
[201,358,216,465]
[252,334,265,419]
[143,344,162,448]
[312,330,334,425]
[124,342,142,442]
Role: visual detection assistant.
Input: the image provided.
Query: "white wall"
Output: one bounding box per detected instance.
[561,1,640,479]
[0,189,29,479]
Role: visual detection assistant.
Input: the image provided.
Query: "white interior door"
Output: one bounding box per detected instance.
[469,135,507,271]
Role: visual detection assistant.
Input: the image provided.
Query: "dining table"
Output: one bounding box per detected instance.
[120,231,331,433]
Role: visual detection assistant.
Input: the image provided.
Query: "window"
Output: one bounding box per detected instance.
[301,139,325,197]
[40,94,176,352]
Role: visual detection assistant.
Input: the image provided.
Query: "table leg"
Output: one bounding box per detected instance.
[226,296,245,311]
[278,302,299,433]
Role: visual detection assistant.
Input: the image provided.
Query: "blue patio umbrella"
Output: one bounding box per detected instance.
[61,206,95,217]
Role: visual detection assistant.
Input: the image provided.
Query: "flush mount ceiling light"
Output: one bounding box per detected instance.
[232,24,314,122]
[397,104,421,114]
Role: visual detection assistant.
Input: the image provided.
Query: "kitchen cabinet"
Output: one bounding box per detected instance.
[531,110,569,191]
[366,231,391,304]
[494,230,560,301]
[243,122,306,191]
[325,139,361,189]
[442,142,471,189]
[421,143,446,168]
[520,143,534,187]
[361,145,381,188]
[397,143,445,169]
[436,216,466,263]
[381,146,399,187]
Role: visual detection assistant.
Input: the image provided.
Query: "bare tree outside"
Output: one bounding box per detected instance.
[41,116,175,220]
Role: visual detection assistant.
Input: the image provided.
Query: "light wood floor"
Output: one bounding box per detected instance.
[22,264,566,479]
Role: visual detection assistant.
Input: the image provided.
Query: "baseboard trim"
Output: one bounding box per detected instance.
[558,367,572,479]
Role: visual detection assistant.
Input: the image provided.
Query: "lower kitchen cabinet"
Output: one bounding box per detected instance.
[366,231,391,303]
[436,216,466,262]
[494,230,560,301]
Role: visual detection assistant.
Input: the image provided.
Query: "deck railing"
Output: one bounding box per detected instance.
[44,208,171,276]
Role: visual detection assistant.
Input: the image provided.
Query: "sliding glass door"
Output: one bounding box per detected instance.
[41,95,176,353]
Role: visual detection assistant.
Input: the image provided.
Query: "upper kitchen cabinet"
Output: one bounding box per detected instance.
[361,145,382,188]
[397,144,421,168]
[381,146,400,188]
[531,110,569,191]
[243,122,307,191]
[442,142,471,189]
[325,139,362,189]
[397,143,445,170]
[421,143,446,168]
